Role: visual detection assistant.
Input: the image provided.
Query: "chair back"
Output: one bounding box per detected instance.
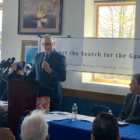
[89,105,110,117]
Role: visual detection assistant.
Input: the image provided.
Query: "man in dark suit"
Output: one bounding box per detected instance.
[28,34,66,111]
[118,74,140,124]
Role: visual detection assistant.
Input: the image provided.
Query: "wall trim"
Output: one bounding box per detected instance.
[62,88,125,104]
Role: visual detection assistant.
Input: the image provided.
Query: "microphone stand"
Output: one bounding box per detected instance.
[21,69,29,81]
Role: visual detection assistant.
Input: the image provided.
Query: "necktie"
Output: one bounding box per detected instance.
[127,96,139,119]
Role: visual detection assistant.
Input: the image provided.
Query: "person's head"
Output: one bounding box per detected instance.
[10,62,23,75]
[129,74,140,95]
[20,110,49,140]
[91,112,120,140]
[11,62,18,72]
[42,34,55,53]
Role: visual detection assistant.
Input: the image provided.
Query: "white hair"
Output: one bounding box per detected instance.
[21,110,48,140]
[42,34,54,40]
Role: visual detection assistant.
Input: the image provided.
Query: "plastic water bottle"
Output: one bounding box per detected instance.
[71,103,78,121]
[108,110,113,115]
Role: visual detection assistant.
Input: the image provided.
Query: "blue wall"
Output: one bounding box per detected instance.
[61,96,124,117]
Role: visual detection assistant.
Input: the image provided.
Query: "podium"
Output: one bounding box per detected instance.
[7,75,53,137]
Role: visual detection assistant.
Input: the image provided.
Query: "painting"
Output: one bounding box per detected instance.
[18,0,63,35]
[21,41,38,65]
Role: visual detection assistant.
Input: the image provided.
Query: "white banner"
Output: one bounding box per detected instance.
[40,37,140,76]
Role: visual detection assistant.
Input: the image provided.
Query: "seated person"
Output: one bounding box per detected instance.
[118,74,140,124]
[0,127,15,140]
[0,83,8,101]
[0,62,23,101]
[20,110,50,140]
[91,112,120,140]
[0,62,23,127]
[0,80,7,98]
[0,109,8,127]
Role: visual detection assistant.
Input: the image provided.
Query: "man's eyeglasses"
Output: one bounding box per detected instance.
[42,43,53,47]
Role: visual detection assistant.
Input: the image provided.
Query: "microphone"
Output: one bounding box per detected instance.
[0,60,6,72]
[7,61,25,80]
[8,57,15,66]
[0,59,9,68]
[41,52,48,73]
[44,51,49,62]
[17,61,25,71]
[25,63,32,70]
[0,57,15,69]
[0,57,16,76]
[24,63,32,76]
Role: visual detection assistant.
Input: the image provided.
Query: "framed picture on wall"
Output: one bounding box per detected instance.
[21,40,38,65]
[18,0,63,35]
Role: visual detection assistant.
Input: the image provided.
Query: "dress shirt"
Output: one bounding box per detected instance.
[46,50,54,60]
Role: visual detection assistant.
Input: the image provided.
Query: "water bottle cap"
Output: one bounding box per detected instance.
[74,103,76,106]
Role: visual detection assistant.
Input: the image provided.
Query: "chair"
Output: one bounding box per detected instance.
[89,105,110,117]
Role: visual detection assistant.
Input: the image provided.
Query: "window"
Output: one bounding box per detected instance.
[93,3,135,85]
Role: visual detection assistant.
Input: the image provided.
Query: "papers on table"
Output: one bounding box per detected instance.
[77,114,89,120]
[44,112,89,122]
[44,112,71,122]
[0,100,8,110]
[80,117,95,122]
[118,121,130,126]
[44,112,131,125]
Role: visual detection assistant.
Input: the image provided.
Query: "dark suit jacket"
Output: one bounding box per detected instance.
[0,80,7,98]
[0,83,8,101]
[118,93,140,124]
[28,49,66,103]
